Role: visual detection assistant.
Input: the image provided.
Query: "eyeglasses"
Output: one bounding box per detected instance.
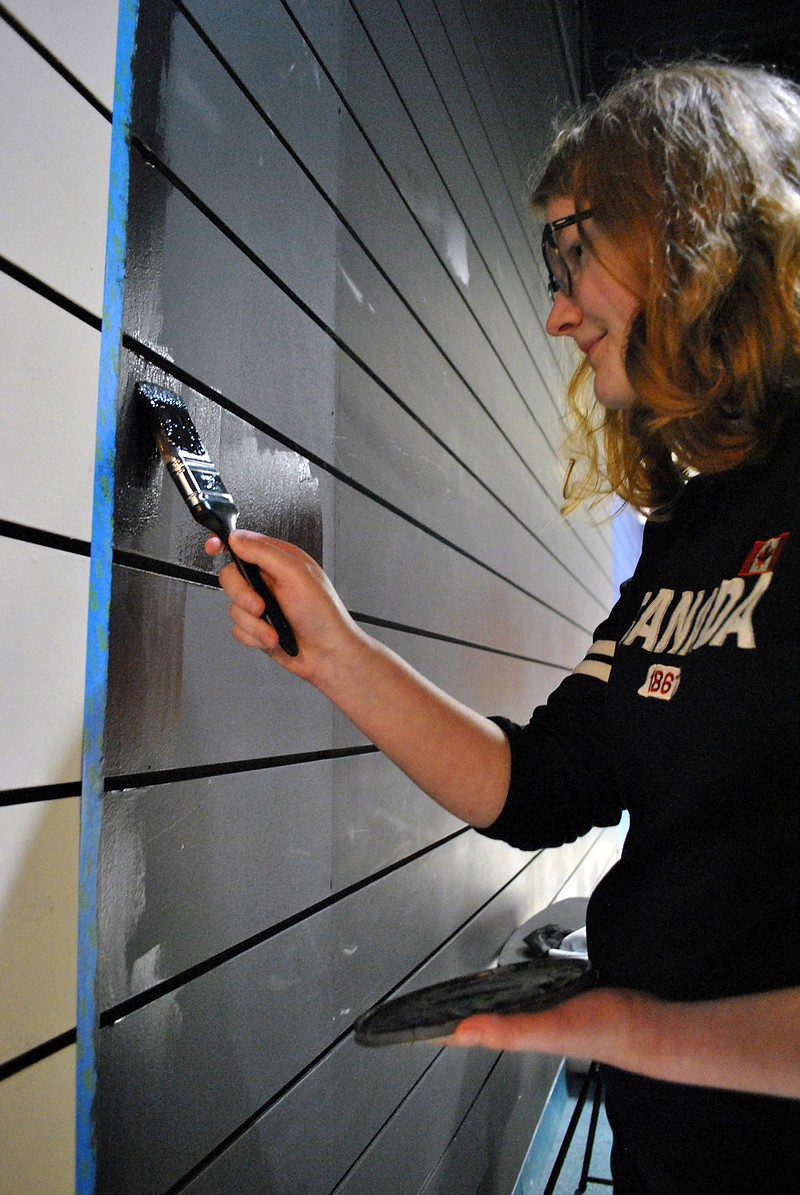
[541,210,593,301]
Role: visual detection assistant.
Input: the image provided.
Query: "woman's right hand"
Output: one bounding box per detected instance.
[206,528,510,827]
[205,528,364,688]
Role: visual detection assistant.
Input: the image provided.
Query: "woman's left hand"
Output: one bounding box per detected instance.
[444,984,800,1101]
[448,987,627,1062]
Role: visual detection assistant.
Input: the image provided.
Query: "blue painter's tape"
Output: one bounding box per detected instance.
[76,2,139,1191]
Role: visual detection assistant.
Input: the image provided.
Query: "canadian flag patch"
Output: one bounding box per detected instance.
[739,533,790,577]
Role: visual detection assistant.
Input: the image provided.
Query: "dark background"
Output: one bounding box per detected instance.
[577,0,800,96]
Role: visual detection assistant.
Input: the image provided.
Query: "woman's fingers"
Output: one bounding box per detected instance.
[227,591,280,651]
[205,529,357,676]
[450,1012,557,1052]
[448,989,619,1057]
[219,559,266,616]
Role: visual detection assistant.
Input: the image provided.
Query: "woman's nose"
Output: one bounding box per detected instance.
[545,289,583,337]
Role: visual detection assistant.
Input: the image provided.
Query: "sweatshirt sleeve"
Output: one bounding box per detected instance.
[478,616,627,851]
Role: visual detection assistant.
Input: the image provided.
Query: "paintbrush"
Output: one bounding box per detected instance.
[137,381,299,657]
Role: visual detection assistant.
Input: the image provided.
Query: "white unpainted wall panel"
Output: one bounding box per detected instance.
[0,4,117,1192]
[0,1045,76,1195]
[0,18,111,316]
[0,272,100,541]
[0,540,90,789]
[0,799,80,1064]
[5,0,118,108]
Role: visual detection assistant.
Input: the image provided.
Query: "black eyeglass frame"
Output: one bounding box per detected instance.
[541,209,593,301]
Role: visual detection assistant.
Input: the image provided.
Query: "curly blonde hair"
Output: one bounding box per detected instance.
[532,62,800,514]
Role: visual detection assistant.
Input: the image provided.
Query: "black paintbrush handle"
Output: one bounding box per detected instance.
[228,549,299,657]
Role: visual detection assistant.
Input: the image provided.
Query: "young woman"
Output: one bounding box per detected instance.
[208,63,800,1193]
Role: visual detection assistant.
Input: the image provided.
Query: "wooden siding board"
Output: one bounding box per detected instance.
[332,352,611,604]
[1,273,100,542]
[333,484,601,655]
[103,564,334,776]
[117,377,609,667]
[282,0,557,407]
[98,755,465,1011]
[1,4,117,1193]
[331,831,618,1195]
[116,358,598,664]
[124,12,611,582]
[180,0,344,202]
[1,540,90,790]
[331,751,463,889]
[368,623,566,727]
[0,1043,77,1195]
[5,0,118,109]
[331,0,611,571]
[464,0,575,214]
[0,799,80,1063]
[131,7,340,343]
[183,0,539,413]
[97,761,335,1010]
[418,1050,562,1195]
[432,0,541,242]
[114,361,328,574]
[95,831,532,1192]
[343,0,565,428]
[393,0,542,304]
[103,564,566,776]
[97,760,611,1027]
[335,1047,504,1195]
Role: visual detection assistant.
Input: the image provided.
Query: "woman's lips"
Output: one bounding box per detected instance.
[584,334,605,361]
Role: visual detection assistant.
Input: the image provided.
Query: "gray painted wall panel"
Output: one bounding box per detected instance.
[333,483,600,652]
[168,0,585,523]
[104,565,334,775]
[335,1047,505,1195]
[116,356,602,656]
[347,0,566,439]
[122,157,339,469]
[282,0,554,398]
[340,380,612,618]
[98,760,336,1009]
[105,563,574,774]
[333,356,612,611]
[98,752,472,1011]
[385,0,544,314]
[163,829,612,1195]
[122,151,613,596]
[367,623,566,725]
[133,4,555,467]
[96,831,532,1191]
[115,359,328,573]
[335,0,611,570]
[419,1050,562,1195]
[431,0,539,233]
[462,1,575,226]
[331,750,463,888]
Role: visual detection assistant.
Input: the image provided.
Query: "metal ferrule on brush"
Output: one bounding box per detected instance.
[155,434,238,540]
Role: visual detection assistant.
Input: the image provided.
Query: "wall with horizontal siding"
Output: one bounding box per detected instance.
[89,3,620,1191]
[0,1,621,1191]
[0,3,118,1192]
